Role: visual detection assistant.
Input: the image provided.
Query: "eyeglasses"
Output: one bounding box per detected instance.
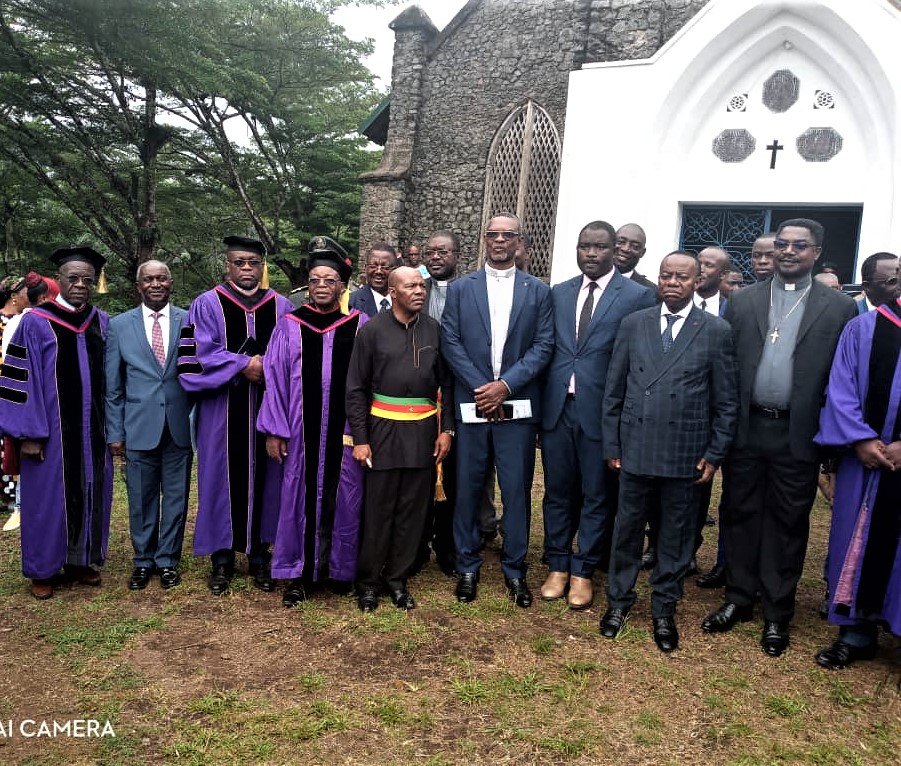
[228,258,263,268]
[64,275,95,287]
[484,230,520,241]
[870,276,899,287]
[425,249,459,257]
[308,277,339,287]
[773,239,815,251]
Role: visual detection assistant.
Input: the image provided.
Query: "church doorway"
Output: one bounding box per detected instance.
[680,205,862,284]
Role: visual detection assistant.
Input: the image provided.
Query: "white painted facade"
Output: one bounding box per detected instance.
[550,0,901,284]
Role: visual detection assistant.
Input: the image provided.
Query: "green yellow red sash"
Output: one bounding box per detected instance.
[370,393,438,421]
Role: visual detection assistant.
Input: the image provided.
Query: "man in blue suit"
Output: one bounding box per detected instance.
[441,212,554,607]
[540,220,654,610]
[856,251,899,314]
[348,243,399,317]
[106,260,193,590]
[600,252,738,652]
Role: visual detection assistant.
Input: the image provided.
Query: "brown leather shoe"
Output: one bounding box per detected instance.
[540,571,569,601]
[31,579,54,600]
[65,565,102,586]
[567,575,594,610]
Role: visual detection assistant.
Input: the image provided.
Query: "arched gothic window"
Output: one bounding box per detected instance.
[481,100,561,280]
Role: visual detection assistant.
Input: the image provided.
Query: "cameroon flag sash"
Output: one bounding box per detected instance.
[371,393,438,421]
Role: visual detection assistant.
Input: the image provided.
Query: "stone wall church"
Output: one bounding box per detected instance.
[358,0,901,285]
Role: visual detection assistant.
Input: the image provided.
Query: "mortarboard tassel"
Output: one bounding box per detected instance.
[261,260,270,289]
[96,268,108,294]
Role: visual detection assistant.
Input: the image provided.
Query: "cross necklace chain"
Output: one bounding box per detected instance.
[768,282,811,344]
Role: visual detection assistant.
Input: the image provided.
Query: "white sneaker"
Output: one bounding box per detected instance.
[2,509,20,531]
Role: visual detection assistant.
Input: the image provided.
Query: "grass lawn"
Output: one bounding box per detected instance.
[0,460,898,765]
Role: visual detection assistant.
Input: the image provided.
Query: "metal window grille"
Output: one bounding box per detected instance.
[480,100,561,280]
[680,207,769,283]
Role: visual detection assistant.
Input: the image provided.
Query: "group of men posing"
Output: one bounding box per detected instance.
[0,215,897,672]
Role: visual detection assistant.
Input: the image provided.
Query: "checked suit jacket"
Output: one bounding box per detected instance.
[542,271,655,440]
[602,304,739,478]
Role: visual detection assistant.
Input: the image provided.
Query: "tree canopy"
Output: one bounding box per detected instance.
[0,0,383,305]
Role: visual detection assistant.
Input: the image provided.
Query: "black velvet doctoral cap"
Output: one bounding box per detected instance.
[49,246,107,273]
[308,236,353,283]
[223,235,267,257]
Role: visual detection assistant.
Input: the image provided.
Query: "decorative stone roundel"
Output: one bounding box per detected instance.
[796,128,843,162]
[712,129,757,163]
[814,90,835,109]
[763,69,800,113]
[727,93,748,112]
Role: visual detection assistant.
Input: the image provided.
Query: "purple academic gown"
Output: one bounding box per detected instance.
[177,285,292,557]
[0,303,112,579]
[257,306,366,582]
[815,309,901,634]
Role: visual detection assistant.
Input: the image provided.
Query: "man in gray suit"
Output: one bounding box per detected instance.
[106,260,193,590]
[600,251,738,652]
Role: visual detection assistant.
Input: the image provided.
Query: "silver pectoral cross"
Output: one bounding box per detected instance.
[769,327,780,344]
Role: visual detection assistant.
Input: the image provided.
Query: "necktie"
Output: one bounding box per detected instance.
[577,282,597,347]
[151,311,166,366]
[662,313,679,353]
[700,299,707,312]
[379,298,390,313]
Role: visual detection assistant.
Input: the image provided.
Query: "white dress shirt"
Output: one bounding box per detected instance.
[659,302,692,342]
[371,287,391,311]
[143,303,170,358]
[694,291,721,316]
[485,264,516,380]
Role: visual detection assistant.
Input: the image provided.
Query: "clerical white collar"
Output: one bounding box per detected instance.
[773,273,812,292]
[485,264,516,279]
[434,280,449,287]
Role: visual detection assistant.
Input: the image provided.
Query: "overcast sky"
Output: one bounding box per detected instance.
[331,1,469,87]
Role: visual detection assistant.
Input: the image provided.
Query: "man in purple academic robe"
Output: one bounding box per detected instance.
[0,246,111,599]
[813,293,901,669]
[177,235,293,595]
[258,237,366,607]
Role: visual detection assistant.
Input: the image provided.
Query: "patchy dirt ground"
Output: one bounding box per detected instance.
[0,472,898,765]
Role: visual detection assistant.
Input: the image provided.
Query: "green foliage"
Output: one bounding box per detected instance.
[0,0,383,304]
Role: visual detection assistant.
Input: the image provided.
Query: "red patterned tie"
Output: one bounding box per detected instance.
[151,311,166,367]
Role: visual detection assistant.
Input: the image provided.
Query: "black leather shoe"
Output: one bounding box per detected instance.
[696,564,726,588]
[128,567,153,591]
[653,616,679,653]
[357,588,379,613]
[640,548,657,570]
[455,572,479,603]
[209,565,233,596]
[249,564,275,592]
[761,620,790,657]
[815,639,877,670]
[282,578,306,607]
[390,589,416,610]
[599,607,630,638]
[505,577,533,608]
[702,602,753,633]
[159,567,181,590]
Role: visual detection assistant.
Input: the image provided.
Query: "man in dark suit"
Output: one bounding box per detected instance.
[695,247,730,317]
[856,251,899,314]
[703,218,857,657]
[614,223,656,290]
[540,220,655,609]
[441,212,554,607]
[106,260,193,590]
[348,242,398,317]
[600,251,738,652]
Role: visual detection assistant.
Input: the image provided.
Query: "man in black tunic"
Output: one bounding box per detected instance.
[346,267,454,612]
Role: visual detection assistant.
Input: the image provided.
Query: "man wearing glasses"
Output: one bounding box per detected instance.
[178,235,293,596]
[258,237,365,607]
[703,218,856,657]
[856,252,900,313]
[348,242,399,317]
[0,246,111,599]
[441,213,554,607]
